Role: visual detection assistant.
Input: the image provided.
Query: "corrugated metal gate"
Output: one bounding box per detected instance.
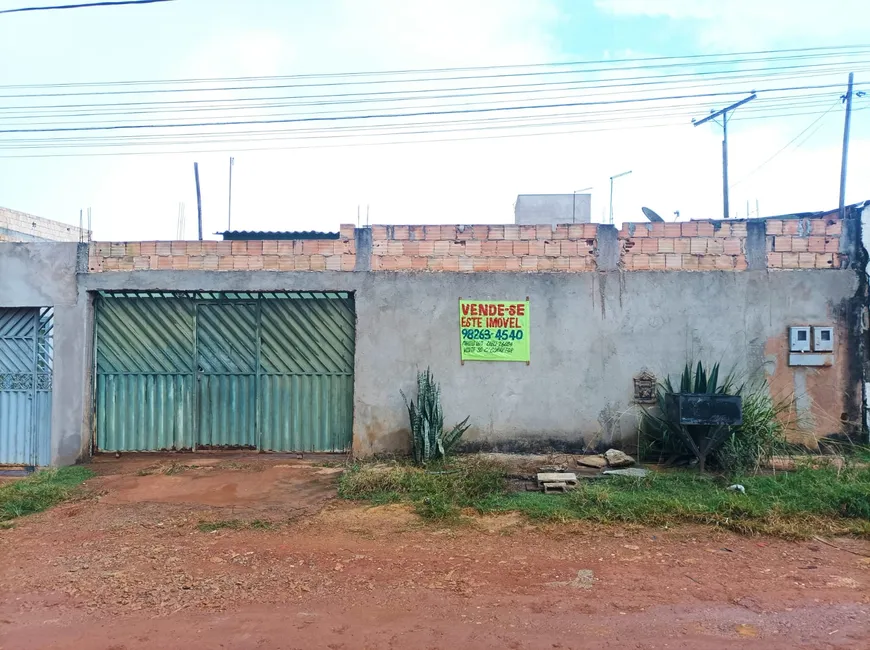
[95,292,354,452]
[0,307,53,466]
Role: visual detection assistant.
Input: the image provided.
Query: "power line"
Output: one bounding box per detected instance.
[0,107,854,160]
[2,43,868,88]
[0,83,857,134]
[0,0,173,14]
[0,94,841,146]
[730,101,842,187]
[1,72,856,130]
[4,61,864,120]
[0,98,852,151]
[4,51,870,99]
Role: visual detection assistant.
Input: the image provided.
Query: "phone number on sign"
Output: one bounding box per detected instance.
[461,328,524,341]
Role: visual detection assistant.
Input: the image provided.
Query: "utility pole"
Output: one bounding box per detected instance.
[194,162,203,241]
[693,93,756,220]
[609,171,631,224]
[228,156,235,231]
[839,73,854,220]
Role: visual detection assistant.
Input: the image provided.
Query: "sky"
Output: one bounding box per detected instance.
[0,0,868,240]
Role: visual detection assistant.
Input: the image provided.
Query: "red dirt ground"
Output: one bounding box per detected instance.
[1,453,869,649]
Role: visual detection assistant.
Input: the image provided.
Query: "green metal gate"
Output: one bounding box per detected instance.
[196,302,258,448]
[95,292,354,452]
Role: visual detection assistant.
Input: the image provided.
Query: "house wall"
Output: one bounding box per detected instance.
[0,207,89,243]
[2,209,865,465]
[514,194,592,225]
[0,243,92,466]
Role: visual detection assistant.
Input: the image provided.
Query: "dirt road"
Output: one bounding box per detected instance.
[1,455,868,649]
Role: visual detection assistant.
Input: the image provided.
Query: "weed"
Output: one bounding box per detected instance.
[716,390,794,475]
[197,519,246,532]
[0,466,94,522]
[339,457,870,539]
[339,457,505,521]
[216,461,265,472]
[163,461,189,475]
[197,518,277,532]
[414,493,459,520]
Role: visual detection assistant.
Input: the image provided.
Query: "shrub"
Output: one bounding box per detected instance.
[716,390,792,475]
[640,361,740,471]
[641,361,797,475]
[401,368,470,465]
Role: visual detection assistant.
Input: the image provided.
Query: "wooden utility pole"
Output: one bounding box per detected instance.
[839,73,854,220]
[194,162,203,241]
[693,93,756,219]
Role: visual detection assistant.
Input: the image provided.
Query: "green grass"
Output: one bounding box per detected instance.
[0,466,94,522]
[338,459,870,539]
[338,458,505,521]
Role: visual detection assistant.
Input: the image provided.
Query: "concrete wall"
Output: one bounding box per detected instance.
[80,267,863,456]
[0,243,91,465]
[515,194,591,225]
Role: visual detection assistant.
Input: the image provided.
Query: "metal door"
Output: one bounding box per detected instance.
[259,293,355,452]
[95,295,195,451]
[0,308,52,466]
[196,302,257,448]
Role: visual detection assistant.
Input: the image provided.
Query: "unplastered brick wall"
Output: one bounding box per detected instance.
[85,215,850,273]
[619,220,749,270]
[88,225,356,272]
[370,223,598,271]
[765,215,844,269]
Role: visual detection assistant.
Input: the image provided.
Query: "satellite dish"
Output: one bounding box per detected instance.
[642,207,664,222]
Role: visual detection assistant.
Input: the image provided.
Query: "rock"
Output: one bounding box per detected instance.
[547,569,594,589]
[602,468,649,478]
[576,455,608,469]
[604,449,635,467]
[536,472,577,486]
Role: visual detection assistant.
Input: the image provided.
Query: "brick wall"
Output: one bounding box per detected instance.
[86,215,848,273]
[0,206,89,242]
[765,217,843,269]
[618,220,749,271]
[88,226,356,272]
[370,223,598,272]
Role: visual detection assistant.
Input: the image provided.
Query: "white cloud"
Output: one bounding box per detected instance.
[595,0,870,49]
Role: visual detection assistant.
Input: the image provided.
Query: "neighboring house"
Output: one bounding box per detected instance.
[0,206,89,243]
[515,194,592,225]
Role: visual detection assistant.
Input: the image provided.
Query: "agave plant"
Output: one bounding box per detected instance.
[641,361,742,472]
[401,368,471,465]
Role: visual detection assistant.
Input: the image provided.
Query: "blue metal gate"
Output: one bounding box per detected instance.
[0,308,53,466]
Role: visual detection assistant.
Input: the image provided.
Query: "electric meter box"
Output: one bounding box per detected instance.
[813,326,834,352]
[789,326,811,353]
